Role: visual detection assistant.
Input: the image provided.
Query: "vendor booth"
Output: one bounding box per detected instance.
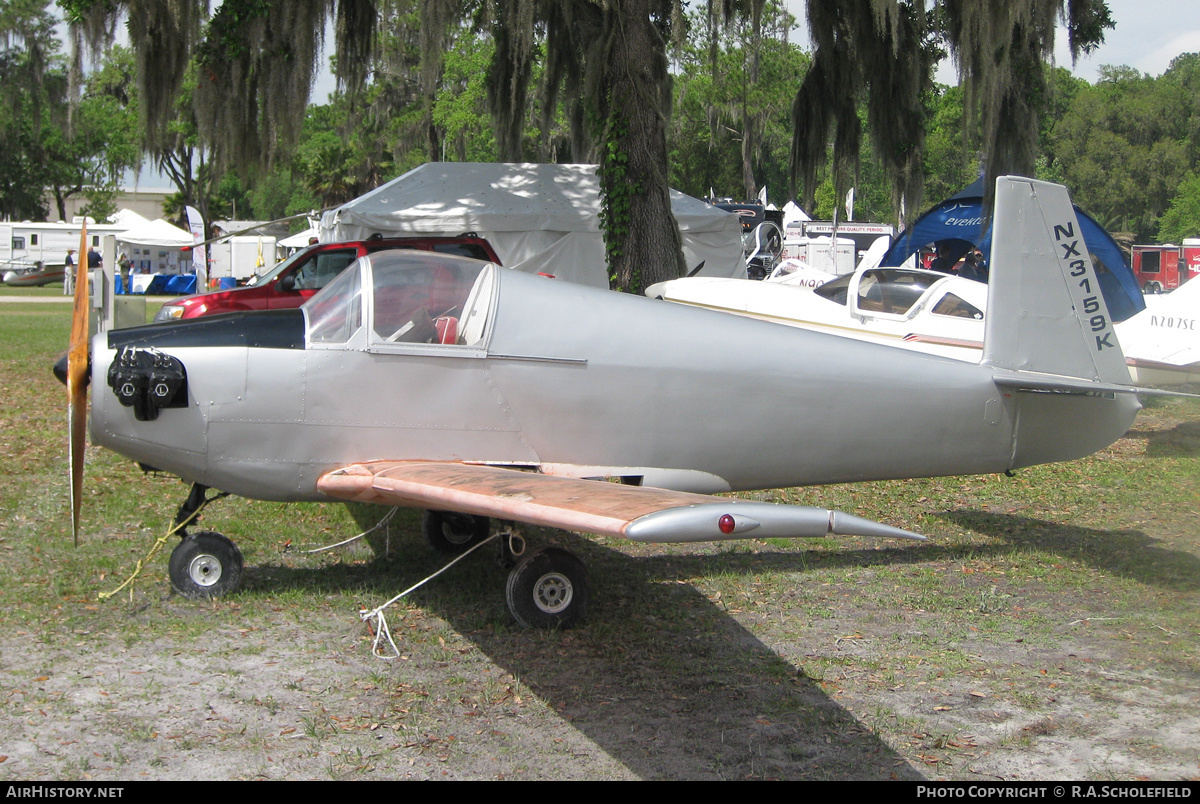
[115,218,197,294]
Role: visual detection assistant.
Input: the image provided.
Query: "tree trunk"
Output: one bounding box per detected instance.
[596,0,686,294]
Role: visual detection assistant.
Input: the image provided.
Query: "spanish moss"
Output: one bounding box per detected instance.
[125,0,207,156]
[485,0,537,161]
[941,0,1113,201]
[192,0,328,175]
[791,0,936,223]
[334,0,376,94]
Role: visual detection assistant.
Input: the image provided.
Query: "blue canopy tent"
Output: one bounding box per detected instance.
[881,178,1144,321]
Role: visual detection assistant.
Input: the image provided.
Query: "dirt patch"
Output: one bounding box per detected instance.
[0,608,634,781]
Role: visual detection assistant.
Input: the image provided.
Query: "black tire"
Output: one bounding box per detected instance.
[505,548,589,629]
[423,510,490,554]
[168,532,244,599]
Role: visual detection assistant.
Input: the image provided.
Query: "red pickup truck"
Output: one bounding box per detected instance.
[153,235,501,322]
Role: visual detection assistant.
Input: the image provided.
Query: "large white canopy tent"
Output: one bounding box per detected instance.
[107,209,151,229]
[116,218,196,277]
[116,218,194,249]
[278,227,319,249]
[318,162,746,288]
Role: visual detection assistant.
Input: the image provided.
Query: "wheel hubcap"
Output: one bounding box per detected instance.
[532,572,573,614]
[187,554,222,587]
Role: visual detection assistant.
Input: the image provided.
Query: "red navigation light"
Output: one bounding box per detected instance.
[718,514,736,535]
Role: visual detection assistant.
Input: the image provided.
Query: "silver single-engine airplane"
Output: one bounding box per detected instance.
[61,178,1154,627]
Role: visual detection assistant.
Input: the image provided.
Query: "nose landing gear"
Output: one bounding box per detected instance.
[167,484,242,600]
[169,531,244,599]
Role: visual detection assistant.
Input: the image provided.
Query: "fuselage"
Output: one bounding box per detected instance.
[91,256,1139,502]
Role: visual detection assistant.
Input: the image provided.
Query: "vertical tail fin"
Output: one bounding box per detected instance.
[982,177,1131,384]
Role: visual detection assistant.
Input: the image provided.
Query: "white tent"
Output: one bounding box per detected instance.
[116,218,196,275]
[278,227,319,249]
[107,209,151,229]
[116,218,194,248]
[781,200,810,229]
[318,163,746,287]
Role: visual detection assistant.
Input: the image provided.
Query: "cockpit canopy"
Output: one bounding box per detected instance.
[814,267,984,321]
[303,250,496,350]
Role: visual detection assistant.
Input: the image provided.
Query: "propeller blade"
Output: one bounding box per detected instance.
[67,225,89,545]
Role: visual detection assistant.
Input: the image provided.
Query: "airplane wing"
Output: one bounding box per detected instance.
[317,461,924,543]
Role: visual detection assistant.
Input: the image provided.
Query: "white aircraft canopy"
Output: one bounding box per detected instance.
[304,250,494,350]
[815,267,983,320]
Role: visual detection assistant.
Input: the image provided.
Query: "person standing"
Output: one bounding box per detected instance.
[118,251,132,294]
[930,242,955,273]
[64,249,75,294]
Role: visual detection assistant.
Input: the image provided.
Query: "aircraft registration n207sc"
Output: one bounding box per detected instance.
[63,177,1144,628]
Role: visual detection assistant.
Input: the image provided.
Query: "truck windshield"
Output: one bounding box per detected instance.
[250,249,309,287]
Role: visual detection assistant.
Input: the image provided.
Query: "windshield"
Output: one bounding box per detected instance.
[250,247,311,287]
[814,274,852,305]
[855,269,943,316]
[305,258,363,344]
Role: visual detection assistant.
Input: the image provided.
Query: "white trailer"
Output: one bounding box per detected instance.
[207,235,277,282]
[1,219,130,269]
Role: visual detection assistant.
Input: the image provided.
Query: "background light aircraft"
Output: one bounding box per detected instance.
[1117,278,1200,385]
[64,177,1150,628]
[648,253,1200,387]
[879,175,1145,322]
[4,263,67,287]
[647,263,988,362]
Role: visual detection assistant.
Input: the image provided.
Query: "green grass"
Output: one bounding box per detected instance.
[0,284,72,298]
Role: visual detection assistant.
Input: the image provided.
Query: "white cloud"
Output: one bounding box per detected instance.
[1140,30,1200,76]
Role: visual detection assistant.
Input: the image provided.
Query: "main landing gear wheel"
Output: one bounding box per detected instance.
[169,531,244,599]
[505,547,589,629]
[423,510,490,553]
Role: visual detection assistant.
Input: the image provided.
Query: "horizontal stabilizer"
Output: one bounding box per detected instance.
[318,461,925,543]
[991,368,1200,398]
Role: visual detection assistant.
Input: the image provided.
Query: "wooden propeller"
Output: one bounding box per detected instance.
[67,224,89,544]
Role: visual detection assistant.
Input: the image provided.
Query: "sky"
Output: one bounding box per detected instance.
[1052,0,1200,81]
